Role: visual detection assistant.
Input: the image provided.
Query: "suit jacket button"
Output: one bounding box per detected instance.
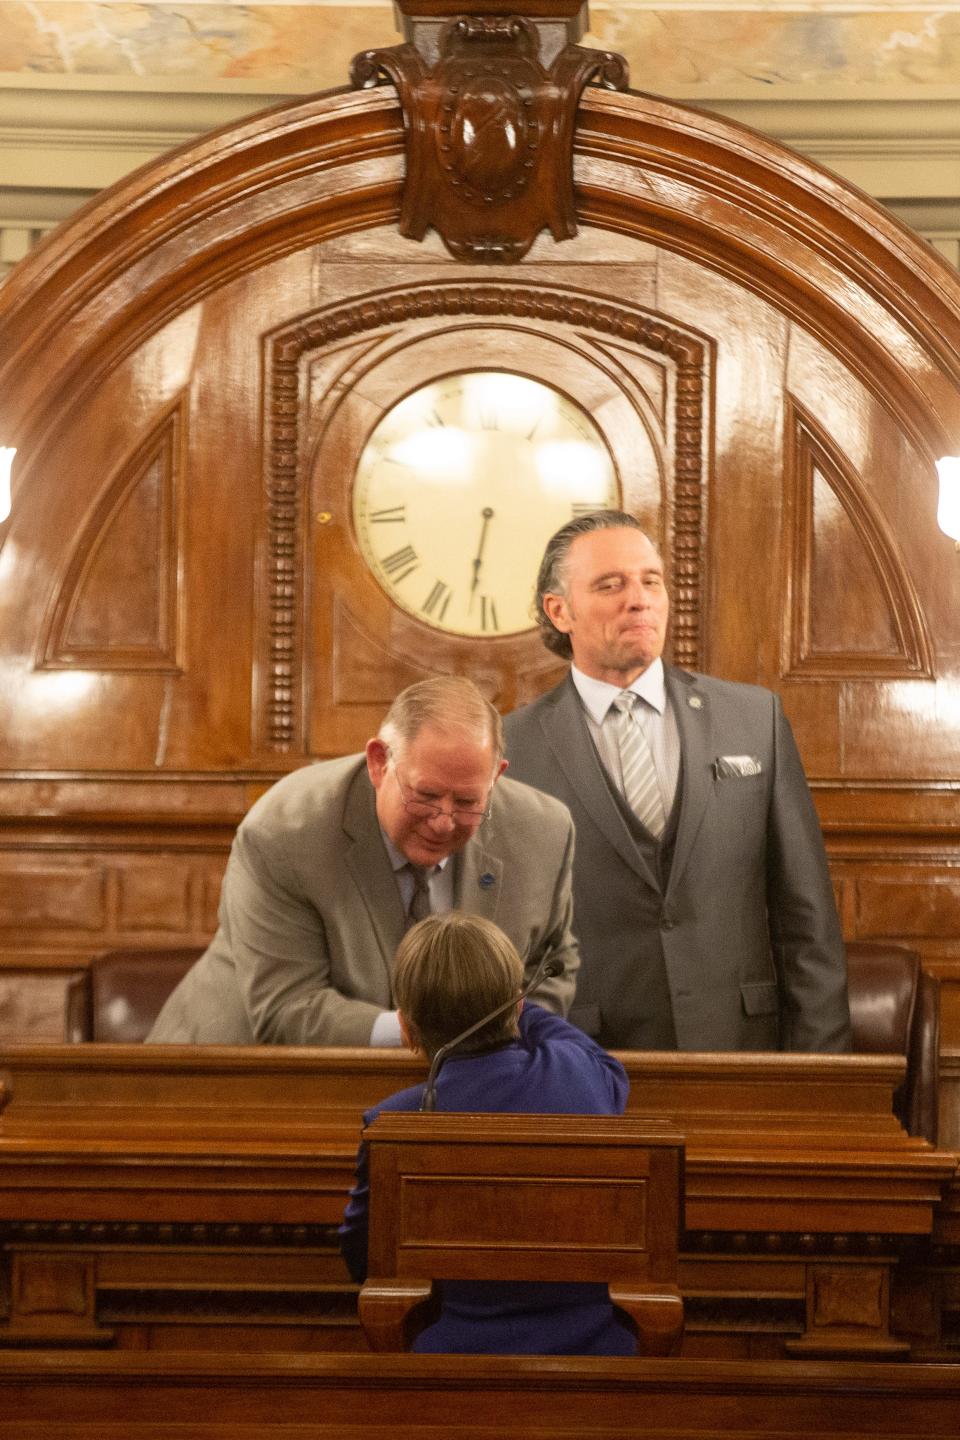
[661,912,675,930]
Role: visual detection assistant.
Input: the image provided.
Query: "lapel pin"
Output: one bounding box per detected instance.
[688,696,703,710]
[479,872,496,889]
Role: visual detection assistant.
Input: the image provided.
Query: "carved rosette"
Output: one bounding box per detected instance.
[351,17,627,261]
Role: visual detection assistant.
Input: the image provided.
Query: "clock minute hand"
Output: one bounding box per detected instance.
[469,506,495,602]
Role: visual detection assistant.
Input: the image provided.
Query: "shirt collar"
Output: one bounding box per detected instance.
[571,657,667,723]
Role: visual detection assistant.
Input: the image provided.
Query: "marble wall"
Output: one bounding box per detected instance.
[1,3,959,279]
[0,2,958,94]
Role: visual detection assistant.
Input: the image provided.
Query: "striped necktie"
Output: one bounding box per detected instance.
[611,691,666,839]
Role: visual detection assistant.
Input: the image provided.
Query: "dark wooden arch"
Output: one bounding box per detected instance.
[3,86,958,468]
[1,43,960,1045]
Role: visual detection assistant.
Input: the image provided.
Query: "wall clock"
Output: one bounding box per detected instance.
[352,370,619,637]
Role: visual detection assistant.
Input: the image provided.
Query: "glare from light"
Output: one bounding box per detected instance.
[382,387,438,436]
[463,373,557,436]
[0,448,14,523]
[388,426,473,480]
[535,440,614,495]
[936,456,960,542]
[19,669,100,714]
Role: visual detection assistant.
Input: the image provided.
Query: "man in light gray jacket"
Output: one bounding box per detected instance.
[148,676,578,1045]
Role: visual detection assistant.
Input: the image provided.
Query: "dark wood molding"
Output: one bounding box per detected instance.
[262,281,708,749]
[351,14,627,260]
[783,396,934,679]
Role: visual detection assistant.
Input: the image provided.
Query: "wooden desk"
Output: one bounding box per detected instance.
[359,1112,684,1354]
[0,1045,955,1358]
[2,1351,960,1439]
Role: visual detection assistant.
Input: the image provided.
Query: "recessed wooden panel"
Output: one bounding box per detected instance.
[856,873,960,939]
[0,970,85,1043]
[811,1265,884,1330]
[783,399,933,679]
[809,465,898,654]
[398,1175,646,1249]
[0,867,106,931]
[42,404,184,672]
[116,863,192,933]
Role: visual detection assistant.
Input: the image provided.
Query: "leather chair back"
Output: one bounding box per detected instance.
[67,948,204,1043]
[844,941,940,1144]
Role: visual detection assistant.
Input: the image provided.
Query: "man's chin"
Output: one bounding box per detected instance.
[405,837,459,865]
[614,641,659,671]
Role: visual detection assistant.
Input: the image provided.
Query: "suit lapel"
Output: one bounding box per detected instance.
[454,833,503,921]
[539,676,661,891]
[665,666,713,896]
[341,765,406,981]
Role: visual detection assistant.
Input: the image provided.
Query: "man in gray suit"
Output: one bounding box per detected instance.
[148,677,578,1045]
[503,512,850,1053]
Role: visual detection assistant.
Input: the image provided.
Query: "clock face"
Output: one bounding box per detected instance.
[352,371,619,636]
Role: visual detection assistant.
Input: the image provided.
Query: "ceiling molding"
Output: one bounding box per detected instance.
[1,86,959,203]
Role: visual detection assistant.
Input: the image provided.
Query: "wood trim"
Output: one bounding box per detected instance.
[2,1350,960,1438]
[782,396,934,679]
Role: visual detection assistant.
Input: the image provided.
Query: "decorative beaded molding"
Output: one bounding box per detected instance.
[1,1218,342,1247]
[685,1229,906,1257]
[261,280,708,750]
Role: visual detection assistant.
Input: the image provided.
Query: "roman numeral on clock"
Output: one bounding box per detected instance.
[422,580,452,622]
[381,545,419,582]
[571,501,602,518]
[480,596,499,632]
[369,505,406,523]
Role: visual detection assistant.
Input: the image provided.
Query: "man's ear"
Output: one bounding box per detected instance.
[542,591,572,635]
[365,737,389,788]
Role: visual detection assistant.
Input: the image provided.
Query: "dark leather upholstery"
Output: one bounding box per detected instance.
[844,941,940,1144]
[66,942,940,1146]
[67,948,204,1044]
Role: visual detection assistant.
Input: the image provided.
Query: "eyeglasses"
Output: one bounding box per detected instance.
[390,758,491,826]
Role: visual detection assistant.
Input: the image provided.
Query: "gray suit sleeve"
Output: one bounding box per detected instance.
[766,699,851,1053]
[221,823,385,1046]
[523,811,580,1017]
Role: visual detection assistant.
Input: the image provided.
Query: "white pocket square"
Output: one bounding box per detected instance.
[714,754,763,779]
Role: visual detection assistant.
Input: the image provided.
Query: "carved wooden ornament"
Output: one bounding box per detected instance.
[352,15,627,261]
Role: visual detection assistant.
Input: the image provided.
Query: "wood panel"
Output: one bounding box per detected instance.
[1,16,960,1054]
[2,1351,960,1439]
[0,1045,955,1358]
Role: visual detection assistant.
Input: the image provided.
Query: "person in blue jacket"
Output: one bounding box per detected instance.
[339,911,634,1355]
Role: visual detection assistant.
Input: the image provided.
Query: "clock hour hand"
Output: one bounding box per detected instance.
[469,506,495,606]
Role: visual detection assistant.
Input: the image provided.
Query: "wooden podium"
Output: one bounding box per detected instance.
[359,1112,685,1354]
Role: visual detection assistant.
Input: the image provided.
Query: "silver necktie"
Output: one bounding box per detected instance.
[611,691,666,839]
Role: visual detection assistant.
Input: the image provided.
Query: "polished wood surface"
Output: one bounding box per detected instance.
[0,1045,954,1357]
[1,8,959,1076]
[359,1112,684,1353]
[2,1351,960,1439]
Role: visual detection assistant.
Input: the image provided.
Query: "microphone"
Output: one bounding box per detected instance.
[419,954,564,1112]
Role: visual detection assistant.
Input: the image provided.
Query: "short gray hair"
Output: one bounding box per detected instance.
[379,676,504,765]
[534,511,650,660]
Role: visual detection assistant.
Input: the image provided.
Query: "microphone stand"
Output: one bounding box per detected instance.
[419,955,563,1112]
